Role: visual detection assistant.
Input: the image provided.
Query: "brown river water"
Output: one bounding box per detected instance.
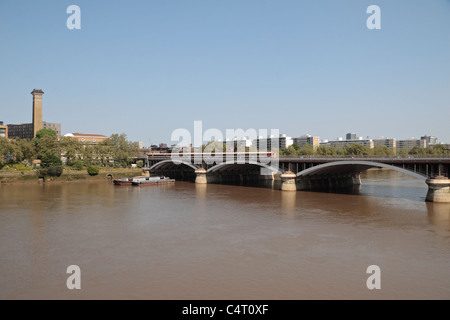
[0,169,449,299]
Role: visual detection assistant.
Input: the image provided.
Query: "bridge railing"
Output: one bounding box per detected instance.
[278,154,450,159]
[147,152,277,161]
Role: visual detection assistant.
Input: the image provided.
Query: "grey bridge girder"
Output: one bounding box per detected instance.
[207,160,283,175]
[149,159,430,182]
[149,159,199,171]
[296,160,428,181]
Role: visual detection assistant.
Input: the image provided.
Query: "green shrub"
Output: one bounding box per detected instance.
[136,160,144,168]
[47,165,63,177]
[40,154,63,168]
[72,160,84,170]
[38,165,63,177]
[87,166,99,176]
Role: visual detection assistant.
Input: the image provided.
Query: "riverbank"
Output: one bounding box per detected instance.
[0,168,144,184]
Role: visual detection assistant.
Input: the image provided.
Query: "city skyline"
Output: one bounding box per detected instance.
[1,1,449,144]
[1,91,444,147]
[0,86,445,148]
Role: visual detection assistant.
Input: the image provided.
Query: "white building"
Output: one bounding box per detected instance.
[253,134,293,151]
[320,137,374,149]
[373,137,396,149]
[293,134,320,150]
[397,137,427,150]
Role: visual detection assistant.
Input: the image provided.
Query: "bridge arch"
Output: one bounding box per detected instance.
[149,159,198,171]
[207,161,282,174]
[297,160,427,181]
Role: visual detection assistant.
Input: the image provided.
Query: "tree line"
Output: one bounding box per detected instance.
[0,129,140,176]
[280,143,450,157]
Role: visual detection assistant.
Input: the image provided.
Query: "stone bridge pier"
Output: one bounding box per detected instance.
[426,176,450,203]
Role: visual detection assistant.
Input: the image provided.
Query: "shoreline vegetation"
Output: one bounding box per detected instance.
[0,168,143,184]
[1,129,143,184]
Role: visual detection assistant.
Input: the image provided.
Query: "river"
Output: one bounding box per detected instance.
[0,169,449,299]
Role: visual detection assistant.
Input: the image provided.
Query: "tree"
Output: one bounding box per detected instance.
[397,148,409,156]
[280,146,299,156]
[341,143,372,156]
[59,136,83,166]
[372,146,394,156]
[40,153,63,168]
[316,146,337,156]
[39,153,63,178]
[0,137,15,168]
[106,133,139,167]
[71,159,84,170]
[298,143,314,156]
[87,165,99,176]
[12,139,36,163]
[32,128,60,159]
[35,134,59,159]
[408,146,425,155]
[430,144,450,155]
[46,165,63,177]
[35,128,57,140]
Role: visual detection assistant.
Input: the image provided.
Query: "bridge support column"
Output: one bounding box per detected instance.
[195,168,207,184]
[142,168,150,177]
[280,171,297,192]
[426,176,450,203]
[352,174,361,185]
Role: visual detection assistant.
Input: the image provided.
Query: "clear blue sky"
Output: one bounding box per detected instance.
[1,0,449,145]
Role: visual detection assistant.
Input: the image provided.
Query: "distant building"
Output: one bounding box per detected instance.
[420,135,438,147]
[0,121,9,139]
[321,137,374,149]
[7,89,61,139]
[346,132,357,140]
[233,137,252,150]
[253,134,293,151]
[293,134,320,150]
[63,133,108,145]
[7,123,33,139]
[397,138,427,150]
[149,144,171,153]
[373,137,396,149]
[43,122,62,137]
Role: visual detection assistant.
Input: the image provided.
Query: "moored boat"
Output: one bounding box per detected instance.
[131,176,175,186]
[113,176,164,186]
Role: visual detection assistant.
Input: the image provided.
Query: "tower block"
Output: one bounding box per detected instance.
[31,89,44,138]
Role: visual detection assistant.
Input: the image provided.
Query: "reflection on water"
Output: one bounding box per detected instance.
[427,202,450,231]
[291,169,428,202]
[359,169,428,202]
[281,191,296,215]
[0,170,449,300]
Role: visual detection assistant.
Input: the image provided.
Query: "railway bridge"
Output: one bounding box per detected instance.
[146,153,450,203]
